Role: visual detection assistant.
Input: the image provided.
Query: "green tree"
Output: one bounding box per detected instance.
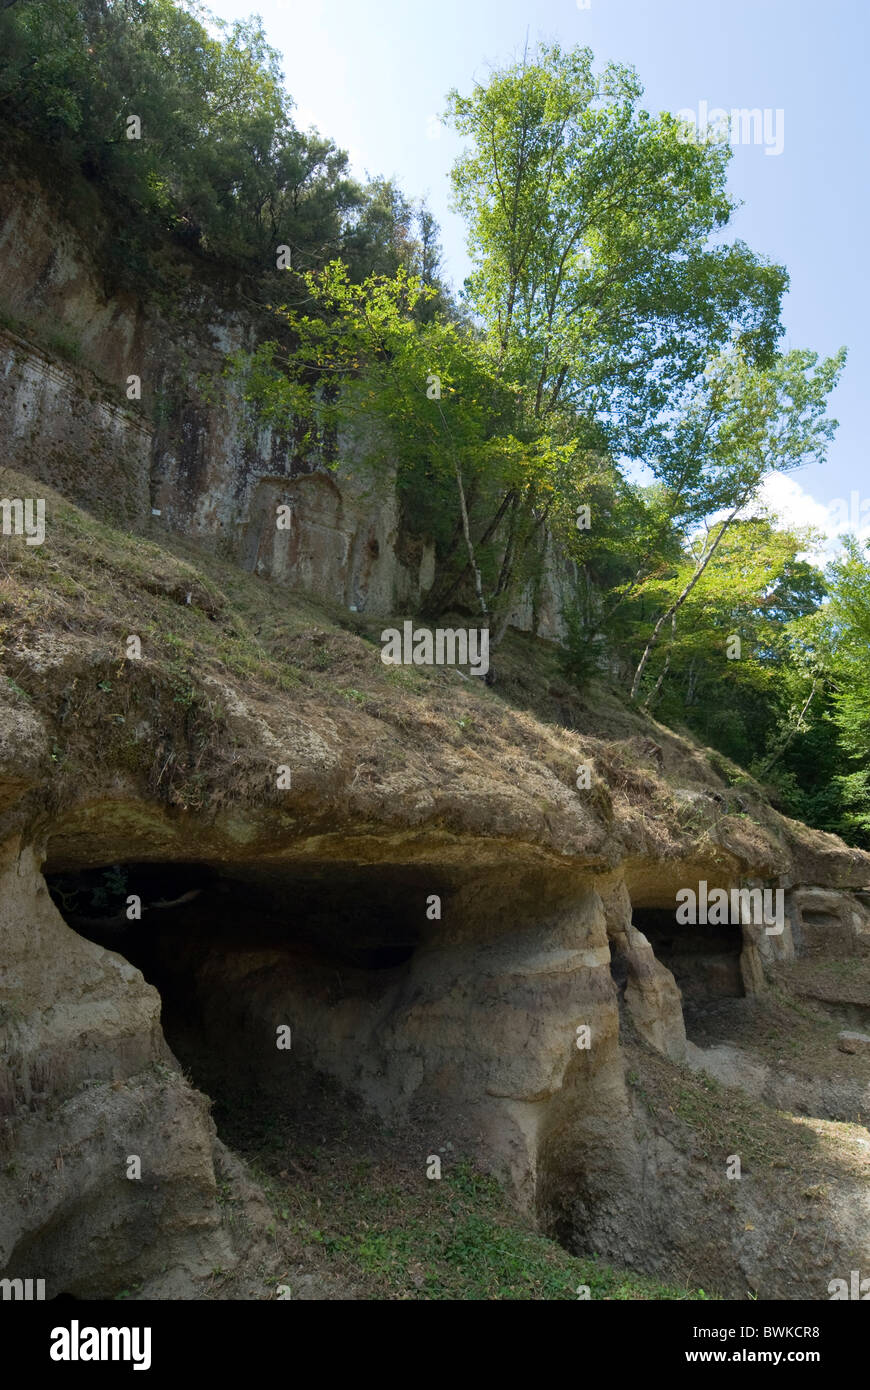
[630,518,824,749]
[436,42,794,639]
[228,261,585,632]
[816,539,870,839]
[446,42,785,447]
[0,1,376,274]
[628,347,844,701]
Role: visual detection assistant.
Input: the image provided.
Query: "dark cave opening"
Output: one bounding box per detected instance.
[631,906,745,1002]
[46,861,424,971]
[628,904,749,1045]
[45,859,438,1140]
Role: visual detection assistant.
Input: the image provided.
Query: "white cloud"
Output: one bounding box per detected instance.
[759,473,870,565]
[700,473,870,569]
[759,472,831,533]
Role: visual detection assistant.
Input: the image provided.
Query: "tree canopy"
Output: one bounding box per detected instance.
[0,0,435,280]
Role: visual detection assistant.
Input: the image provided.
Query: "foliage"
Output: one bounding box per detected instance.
[228,261,587,630]
[807,540,870,840]
[446,43,786,456]
[0,0,435,283]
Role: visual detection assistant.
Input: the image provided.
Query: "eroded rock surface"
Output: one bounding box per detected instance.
[0,838,231,1297]
[0,468,868,1298]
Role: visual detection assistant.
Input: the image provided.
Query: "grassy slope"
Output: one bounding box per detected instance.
[207,1096,714,1302]
[0,465,743,836]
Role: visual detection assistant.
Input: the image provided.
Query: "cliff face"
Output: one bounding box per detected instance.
[0,146,572,637]
[1,154,869,1302]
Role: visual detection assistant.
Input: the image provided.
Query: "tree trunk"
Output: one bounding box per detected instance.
[630,500,744,703]
[758,679,819,775]
[642,611,678,711]
[438,402,489,622]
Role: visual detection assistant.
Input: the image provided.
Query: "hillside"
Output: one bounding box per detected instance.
[1,469,869,1300]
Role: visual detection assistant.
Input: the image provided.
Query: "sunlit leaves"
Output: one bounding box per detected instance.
[445,42,786,455]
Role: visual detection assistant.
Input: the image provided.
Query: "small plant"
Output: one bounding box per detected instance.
[5,677,31,701]
[558,608,600,690]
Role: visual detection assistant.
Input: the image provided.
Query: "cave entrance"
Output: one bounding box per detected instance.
[631,906,745,1003]
[45,859,441,1146]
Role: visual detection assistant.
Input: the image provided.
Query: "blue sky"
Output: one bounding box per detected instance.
[204,0,867,550]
